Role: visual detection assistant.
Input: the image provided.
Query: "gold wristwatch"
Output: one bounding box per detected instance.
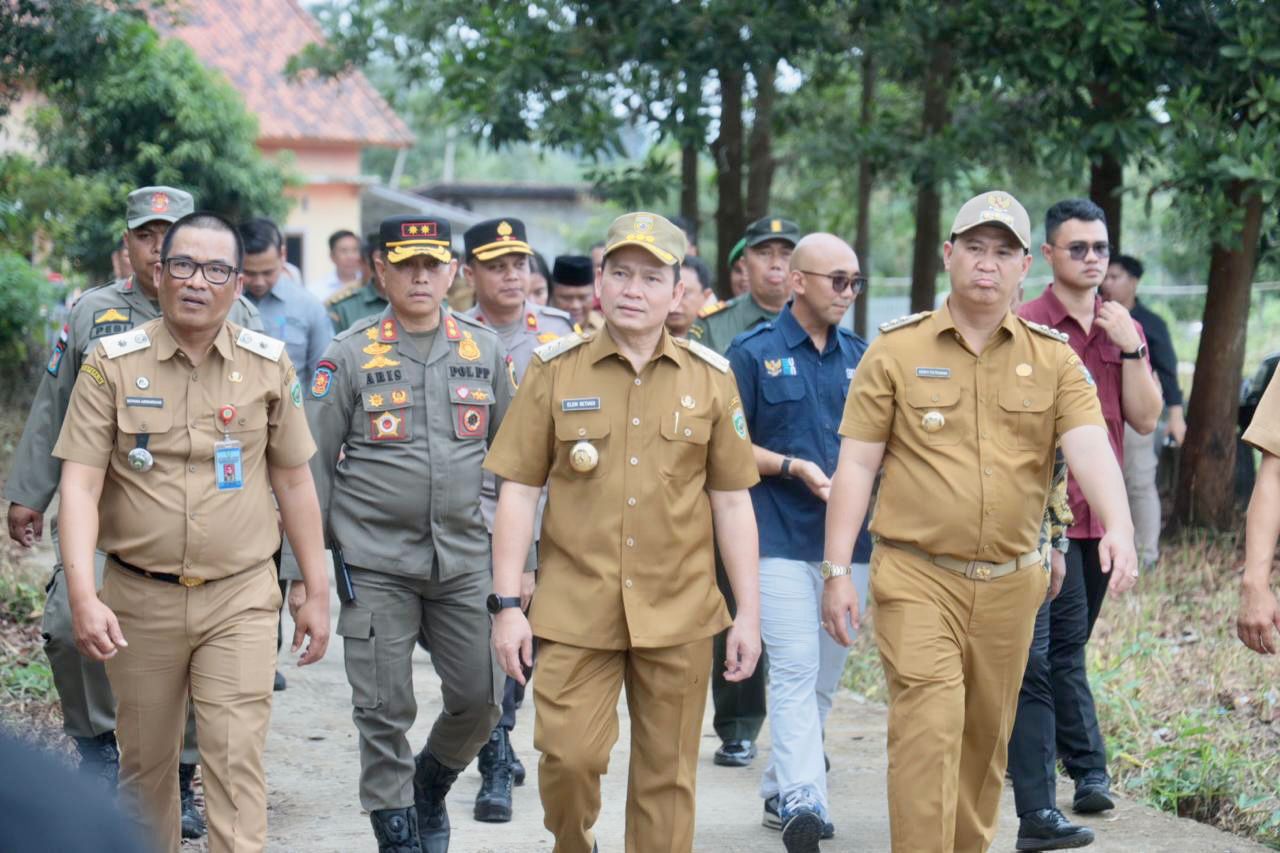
[820,560,852,580]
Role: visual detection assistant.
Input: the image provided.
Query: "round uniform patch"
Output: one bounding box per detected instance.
[463,408,482,432]
[290,378,303,408]
[732,407,748,439]
[311,365,334,398]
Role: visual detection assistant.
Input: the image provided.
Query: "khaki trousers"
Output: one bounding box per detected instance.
[533,638,712,853]
[1122,423,1162,566]
[871,544,1047,853]
[101,559,280,853]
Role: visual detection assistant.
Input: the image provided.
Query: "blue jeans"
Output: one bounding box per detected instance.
[758,557,870,814]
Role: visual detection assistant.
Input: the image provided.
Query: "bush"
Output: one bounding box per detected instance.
[0,252,57,398]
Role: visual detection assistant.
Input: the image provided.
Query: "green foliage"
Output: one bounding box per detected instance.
[0,252,58,383]
[0,155,113,262]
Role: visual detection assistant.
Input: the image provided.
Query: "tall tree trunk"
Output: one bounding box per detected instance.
[1089,151,1124,253]
[680,141,699,243]
[712,65,745,300]
[745,63,777,222]
[1174,180,1263,529]
[854,51,875,338]
[909,41,953,314]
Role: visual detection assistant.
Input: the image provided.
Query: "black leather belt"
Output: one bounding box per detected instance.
[109,554,208,588]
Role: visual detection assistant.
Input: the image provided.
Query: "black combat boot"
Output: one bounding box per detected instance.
[178,762,207,839]
[474,728,514,823]
[370,807,422,853]
[509,739,526,786]
[73,731,119,790]
[413,749,462,853]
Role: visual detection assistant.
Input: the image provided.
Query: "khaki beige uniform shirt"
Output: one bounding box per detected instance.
[1244,371,1280,456]
[5,277,263,513]
[462,300,576,534]
[306,308,513,580]
[484,328,760,650]
[52,319,314,581]
[838,302,1105,564]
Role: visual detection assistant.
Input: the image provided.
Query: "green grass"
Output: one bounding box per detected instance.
[844,529,1280,848]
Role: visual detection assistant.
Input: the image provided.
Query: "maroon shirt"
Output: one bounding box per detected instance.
[1019,284,1150,538]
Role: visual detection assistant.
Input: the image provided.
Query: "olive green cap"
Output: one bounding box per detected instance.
[949,190,1031,250]
[603,212,686,266]
[126,186,194,229]
[743,216,801,248]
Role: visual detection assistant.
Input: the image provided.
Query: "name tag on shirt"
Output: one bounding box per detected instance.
[561,397,601,412]
[916,367,951,379]
[214,440,243,491]
[125,396,164,408]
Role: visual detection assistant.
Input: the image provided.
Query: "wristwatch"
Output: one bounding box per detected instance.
[1120,342,1148,360]
[780,456,795,479]
[1052,536,1070,555]
[820,560,852,580]
[486,593,522,614]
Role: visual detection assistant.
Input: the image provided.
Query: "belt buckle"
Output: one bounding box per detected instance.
[178,575,206,588]
[968,562,994,581]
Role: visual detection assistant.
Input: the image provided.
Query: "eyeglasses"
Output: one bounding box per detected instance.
[1051,241,1111,261]
[164,257,239,285]
[799,270,867,295]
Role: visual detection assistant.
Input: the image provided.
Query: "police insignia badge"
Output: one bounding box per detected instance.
[363,354,401,370]
[363,342,393,356]
[458,331,481,362]
[365,327,380,342]
[311,361,336,398]
[537,332,560,344]
[471,389,490,402]
[456,404,486,438]
[391,389,408,405]
[369,393,385,407]
[370,410,408,441]
[91,306,133,338]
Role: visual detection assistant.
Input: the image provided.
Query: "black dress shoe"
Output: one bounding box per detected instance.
[510,743,526,786]
[713,739,757,767]
[1072,770,1115,814]
[273,670,287,691]
[1016,808,1095,851]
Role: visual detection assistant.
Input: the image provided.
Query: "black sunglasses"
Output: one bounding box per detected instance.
[799,270,867,295]
[1051,241,1111,261]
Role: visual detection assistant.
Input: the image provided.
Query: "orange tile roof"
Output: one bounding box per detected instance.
[156,0,413,148]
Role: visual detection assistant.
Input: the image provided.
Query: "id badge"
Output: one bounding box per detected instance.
[214,439,244,491]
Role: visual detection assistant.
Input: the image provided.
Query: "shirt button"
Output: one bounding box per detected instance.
[683,428,692,437]
[624,579,633,588]
[191,372,198,381]
[1023,399,1031,407]
[140,423,148,431]
[980,432,989,440]
[984,467,992,476]
[632,418,640,426]
[626,537,635,548]
[188,465,196,473]
[931,393,939,402]
[627,497,637,506]
[630,457,639,466]
[578,427,587,437]
[189,512,197,520]
[634,378,642,386]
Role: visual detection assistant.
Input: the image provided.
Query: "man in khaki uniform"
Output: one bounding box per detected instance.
[1238,372,1280,653]
[4,186,262,837]
[307,215,512,853]
[486,212,763,853]
[460,216,575,823]
[821,191,1139,853]
[54,212,332,853]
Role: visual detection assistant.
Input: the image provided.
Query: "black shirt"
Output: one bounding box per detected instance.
[1131,298,1183,408]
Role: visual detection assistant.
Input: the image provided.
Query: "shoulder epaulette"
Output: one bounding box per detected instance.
[236,328,285,362]
[453,311,495,335]
[735,323,773,345]
[538,303,573,322]
[534,332,587,363]
[100,328,151,359]
[698,300,731,319]
[677,337,730,373]
[325,282,364,306]
[1023,319,1070,344]
[878,311,930,333]
[335,314,379,342]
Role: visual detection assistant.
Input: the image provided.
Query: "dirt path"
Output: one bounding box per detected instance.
[237,594,1269,853]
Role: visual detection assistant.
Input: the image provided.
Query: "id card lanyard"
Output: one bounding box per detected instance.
[214,404,243,491]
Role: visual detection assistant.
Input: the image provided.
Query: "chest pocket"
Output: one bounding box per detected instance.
[658,413,711,480]
[761,377,805,405]
[449,381,493,440]
[116,405,175,462]
[363,385,413,443]
[904,381,964,446]
[997,385,1055,451]
[553,412,610,480]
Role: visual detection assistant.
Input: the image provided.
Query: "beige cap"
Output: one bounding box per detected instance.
[949,191,1031,250]
[603,212,687,266]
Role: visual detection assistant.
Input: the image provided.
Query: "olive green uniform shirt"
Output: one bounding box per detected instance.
[326,282,389,335]
[306,307,514,580]
[5,276,264,513]
[687,292,780,355]
[838,302,1105,564]
[51,319,313,581]
[484,327,760,650]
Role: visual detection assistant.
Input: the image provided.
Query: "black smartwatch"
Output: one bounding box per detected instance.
[486,593,522,614]
[780,456,795,479]
[1120,342,1147,360]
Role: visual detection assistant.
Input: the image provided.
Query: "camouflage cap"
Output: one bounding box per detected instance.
[603,212,686,266]
[126,186,194,229]
[949,190,1031,250]
[743,216,801,249]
